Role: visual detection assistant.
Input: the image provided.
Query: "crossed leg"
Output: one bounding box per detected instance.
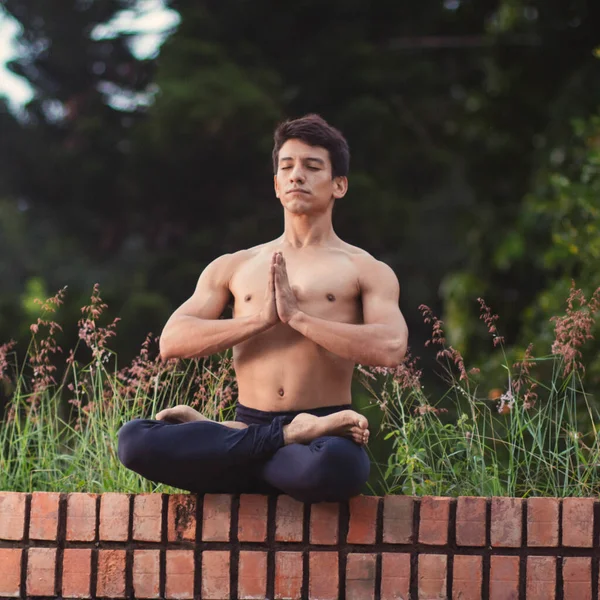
[117,405,370,501]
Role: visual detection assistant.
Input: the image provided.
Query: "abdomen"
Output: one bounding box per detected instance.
[233,327,354,411]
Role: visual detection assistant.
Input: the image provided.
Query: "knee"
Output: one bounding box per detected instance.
[305,438,370,502]
[117,419,152,470]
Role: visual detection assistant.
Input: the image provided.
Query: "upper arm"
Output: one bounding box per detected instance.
[166,253,235,324]
[359,258,408,341]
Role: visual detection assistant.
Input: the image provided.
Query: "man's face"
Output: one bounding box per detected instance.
[274,138,347,214]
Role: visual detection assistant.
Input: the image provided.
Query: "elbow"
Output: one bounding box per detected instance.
[158,330,176,361]
[380,338,408,368]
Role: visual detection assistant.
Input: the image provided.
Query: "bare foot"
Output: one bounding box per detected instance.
[283,410,369,446]
[221,420,248,430]
[155,405,209,423]
[155,405,248,430]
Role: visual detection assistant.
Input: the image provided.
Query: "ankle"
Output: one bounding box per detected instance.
[282,424,293,445]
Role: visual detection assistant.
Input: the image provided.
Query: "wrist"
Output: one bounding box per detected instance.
[287,310,306,332]
[254,310,275,332]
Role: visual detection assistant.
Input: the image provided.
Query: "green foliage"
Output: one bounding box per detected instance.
[1,1,600,427]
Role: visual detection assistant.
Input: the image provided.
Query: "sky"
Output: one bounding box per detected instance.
[0,0,180,112]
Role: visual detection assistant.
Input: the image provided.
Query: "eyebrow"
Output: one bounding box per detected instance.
[279,156,326,165]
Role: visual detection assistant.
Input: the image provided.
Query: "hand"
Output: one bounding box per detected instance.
[258,252,279,327]
[274,252,300,324]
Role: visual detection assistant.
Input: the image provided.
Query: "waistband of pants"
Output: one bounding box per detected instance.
[235,402,352,426]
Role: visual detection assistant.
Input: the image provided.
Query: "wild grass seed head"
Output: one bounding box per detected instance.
[550,283,600,377]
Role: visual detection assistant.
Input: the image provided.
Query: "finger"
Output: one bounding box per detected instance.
[268,261,274,288]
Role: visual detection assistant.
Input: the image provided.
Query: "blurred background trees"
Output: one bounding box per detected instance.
[0,0,599,388]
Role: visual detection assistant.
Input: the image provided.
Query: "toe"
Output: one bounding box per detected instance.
[356,415,369,430]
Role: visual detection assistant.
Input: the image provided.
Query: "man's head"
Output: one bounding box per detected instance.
[272,114,350,214]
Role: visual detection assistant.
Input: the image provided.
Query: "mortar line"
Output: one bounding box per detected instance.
[56,493,67,598]
[265,494,277,600]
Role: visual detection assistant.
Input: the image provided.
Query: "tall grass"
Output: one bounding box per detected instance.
[0,283,599,497]
[360,286,600,497]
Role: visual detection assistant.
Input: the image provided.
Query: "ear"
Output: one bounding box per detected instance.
[332,176,348,199]
[274,174,280,198]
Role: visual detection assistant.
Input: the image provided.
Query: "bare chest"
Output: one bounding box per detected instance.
[230,254,362,322]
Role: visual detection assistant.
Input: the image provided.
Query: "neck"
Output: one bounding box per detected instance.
[281,208,337,248]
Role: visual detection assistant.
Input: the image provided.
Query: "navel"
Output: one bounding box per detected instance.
[278,388,285,397]
[244,294,252,302]
[326,293,336,302]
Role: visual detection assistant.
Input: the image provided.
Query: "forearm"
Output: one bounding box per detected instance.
[159,313,270,360]
[288,311,407,367]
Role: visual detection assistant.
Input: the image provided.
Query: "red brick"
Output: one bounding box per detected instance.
[202,551,230,600]
[0,548,22,597]
[26,547,56,596]
[418,554,447,599]
[202,494,232,542]
[456,496,486,547]
[29,491,60,541]
[133,493,162,542]
[383,496,414,544]
[310,502,338,545]
[562,498,594,547]
[99,493,129,542]
[527,556,556,600]
[419,497,450,545]
[346,553,376,600]
[490,555,519,599]
[166,550,194,599]
[309,552,338,600]
[0,491,26,540]
[238,495,267,542]
[168,494,197,542]
[381,553,410,600]
[275,552,303,599]
[275,495,304,542]
[239,551,267,599]
[62,548,91,598]
[563,557,591,600]
[96,549,126,598]
[527,498,559,547]
[491,497,522,547]
[66,493,97,541]
[133,550,160,599]
[453,555,482,600]
[347,496,379,544]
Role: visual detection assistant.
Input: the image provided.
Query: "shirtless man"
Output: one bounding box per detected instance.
[117,114,408,502]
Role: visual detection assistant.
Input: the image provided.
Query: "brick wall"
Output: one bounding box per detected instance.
[0,491,597,599]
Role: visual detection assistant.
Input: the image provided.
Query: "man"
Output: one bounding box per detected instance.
[117,114,408,503]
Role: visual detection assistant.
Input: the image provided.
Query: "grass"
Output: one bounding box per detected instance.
[0,283,599,497]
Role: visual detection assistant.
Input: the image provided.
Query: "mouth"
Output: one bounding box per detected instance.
[287,189,310,195]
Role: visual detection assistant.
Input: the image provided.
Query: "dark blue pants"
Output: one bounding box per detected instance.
[117,403,370,503]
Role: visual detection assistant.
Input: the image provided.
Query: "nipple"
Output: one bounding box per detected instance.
[278,388,284,397]
[326,294,336,302]
[244,294,252,302]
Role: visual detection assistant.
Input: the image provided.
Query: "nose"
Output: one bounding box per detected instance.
[289,164,305,183]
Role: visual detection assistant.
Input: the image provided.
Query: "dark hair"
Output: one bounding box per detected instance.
[272,114,350,178]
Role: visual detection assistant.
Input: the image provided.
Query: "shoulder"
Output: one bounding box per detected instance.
[198,241,275,288]
[342,248,399,294]
[332,241,399,294]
